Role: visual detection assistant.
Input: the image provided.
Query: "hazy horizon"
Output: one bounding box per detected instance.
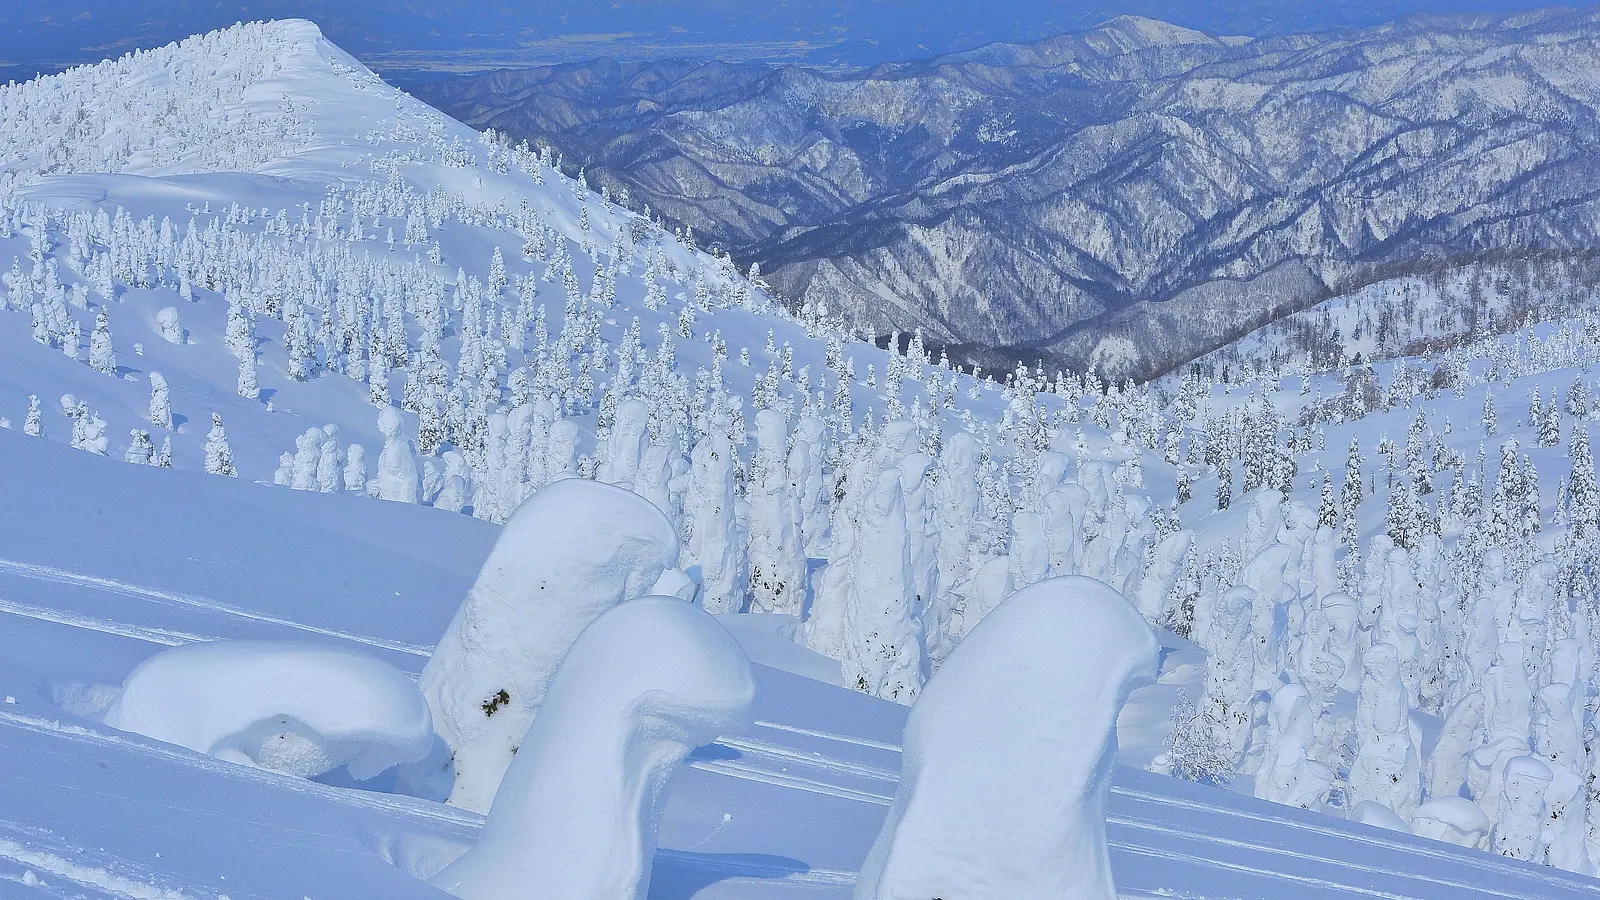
[1,0,1582,85]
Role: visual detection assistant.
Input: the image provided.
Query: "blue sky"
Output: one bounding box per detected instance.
[0,0,1576,83]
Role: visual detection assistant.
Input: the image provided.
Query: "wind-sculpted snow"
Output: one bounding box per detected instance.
[856,575,1158,900]
[420,479,680,812]
[102,639,435,780]
[431,596,756,900]
[419,7,1600,379]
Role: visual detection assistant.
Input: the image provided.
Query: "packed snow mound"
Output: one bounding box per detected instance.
[431,595,755,900]
[420,478,680,812]
[855,575,1159,900]
[102,640,433,781]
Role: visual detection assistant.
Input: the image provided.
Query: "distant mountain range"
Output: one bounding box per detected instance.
[0,1,1567,85]
[418,7,1600,379]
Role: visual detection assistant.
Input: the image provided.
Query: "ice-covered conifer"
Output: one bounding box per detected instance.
[1350,642,1420,820]
[927,431,981,664]
[344,444,368,495]
[685,429,745,615]
[435,451,471,513]
[204,413,236,476]
[236,352,259,400]
[1483,390,1498,436]
[224,296,253,360]
[1134,528,1193,625]
[843,468,925,704]
[273,453,293,485]
[155,306,183,344]
[147,372,171,430]
[420,480,678,812]
[22,394,42,437]
[545,418,579,481]
[290,428,323,490]
[284,302,314,380]
[1493,756,1553,862]
[1425,692,1483,801]
[124,429,154,465]
[747,409,805,616]
[1257,683,1333,810]
[1568,427,1598,538]
[806,431,878,657]
[791,415,829,557]
[154,436,172,468]
[317,426,341,492]
[598,397,648,489]
[368,352,390,406]
[854,577,1156,900]
[431,598,754,900]
[376,406,421,503]
[88,308,115,374]
[1534,682,1590,872]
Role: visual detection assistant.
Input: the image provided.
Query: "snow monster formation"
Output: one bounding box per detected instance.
[419,479,679,811]
[854,575,1159,899]
[430,596,756,900]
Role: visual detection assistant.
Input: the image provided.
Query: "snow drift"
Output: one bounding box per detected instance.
[419,478,680,811]
[854,575,1159,900]
[102,640,433,781]
[430,595,756,900]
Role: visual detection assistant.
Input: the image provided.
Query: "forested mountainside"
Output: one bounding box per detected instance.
[420,7,1600,380]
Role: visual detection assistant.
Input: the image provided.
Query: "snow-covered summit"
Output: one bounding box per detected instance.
[1085,15,1227,53]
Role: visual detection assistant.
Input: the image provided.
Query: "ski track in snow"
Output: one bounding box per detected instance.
[0,708,476,832]
[697,738,1586,900]
[748,720,902,752]
[0,709,855,888]
[0,595,210,647]
[0,831,192,900]
[724,731,1585,896]
[0,557,432,657]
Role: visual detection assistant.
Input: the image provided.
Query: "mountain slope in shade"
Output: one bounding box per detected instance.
[418,7,1600,379]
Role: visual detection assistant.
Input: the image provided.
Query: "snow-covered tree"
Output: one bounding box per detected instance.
[236,352,259,400]
[746,409,805,616]
[123,429,154,465]
[88,308,115,374]
[375,406,421,503]
[148,372,172,430]
[22,394,42,437]
[203,413,236,476]
[842,468,924,704]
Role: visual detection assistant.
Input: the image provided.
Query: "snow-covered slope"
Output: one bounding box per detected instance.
[5,426,1598,899]
[5,18,1600,899]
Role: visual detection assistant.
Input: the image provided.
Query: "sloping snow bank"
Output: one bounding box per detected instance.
[419,479,680,812]
[102,640,433,781]
[431,596,756,900]
[855,575,1159,900]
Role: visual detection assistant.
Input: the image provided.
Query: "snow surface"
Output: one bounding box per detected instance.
[432,596,756,899]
